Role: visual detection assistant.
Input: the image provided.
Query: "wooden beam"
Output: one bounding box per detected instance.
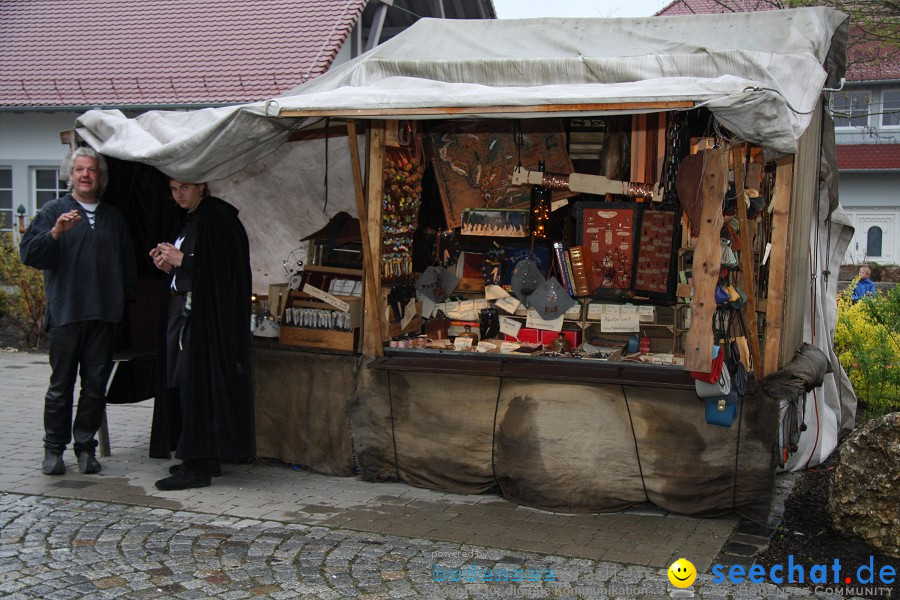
[278,101,695,118]
[730,144,763,377]
[763,156,794,376]
[346,119,383,358]
[360,121,387,357]
[684,147,728,372]
[630,113,647,189]
[655,112,667,185]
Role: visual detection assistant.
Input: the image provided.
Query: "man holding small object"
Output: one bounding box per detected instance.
[149,179,254,490]
[20,146,136,476]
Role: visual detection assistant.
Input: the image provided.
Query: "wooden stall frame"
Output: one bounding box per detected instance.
[684,147,728,373]
[764,156,794,376]
[731,144,764,376]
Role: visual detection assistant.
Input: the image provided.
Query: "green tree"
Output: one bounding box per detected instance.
[0,232,46,348]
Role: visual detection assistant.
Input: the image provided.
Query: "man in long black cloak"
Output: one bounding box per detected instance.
[148,181,255,489]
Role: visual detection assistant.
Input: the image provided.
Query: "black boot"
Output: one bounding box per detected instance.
[42,449,65,475]
[77,450,101,474]
[155,460,211,491]
[168,458,221,476]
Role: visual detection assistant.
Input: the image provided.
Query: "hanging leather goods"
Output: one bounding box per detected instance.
[705,390,738,427]
[690,344,725,384]
[720,238,738,268]
[695,365,731,398]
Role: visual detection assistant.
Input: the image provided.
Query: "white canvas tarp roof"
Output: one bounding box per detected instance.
[76,7,848,183]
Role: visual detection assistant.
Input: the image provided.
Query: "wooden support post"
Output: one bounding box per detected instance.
[631,114,648,192]
[349,119,385,357]
[655,112,668,185]
[730,144,764,376]
[763,156,794,376]
[684,147,728,373]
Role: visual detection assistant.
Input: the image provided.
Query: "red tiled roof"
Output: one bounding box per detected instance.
[655,1,900,82]
[836,144,900,170]
[655,0,779,16]
[0,0,366,107]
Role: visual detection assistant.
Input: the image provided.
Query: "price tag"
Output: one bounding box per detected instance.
[473,299,491,311]
[499,316,522,339]
[495,295,522,314]
[650,353,675,365]
[586,303,605,320]
[526,309,564,332]
[484,285,509,300]
[500,341,520,354]
[600,313,640,333]
[454,337,473,350]
[302,284,349,312]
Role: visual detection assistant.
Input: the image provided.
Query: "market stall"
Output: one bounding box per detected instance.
[75,8,856,523]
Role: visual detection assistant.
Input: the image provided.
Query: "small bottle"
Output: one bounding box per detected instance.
[457,324,479,346]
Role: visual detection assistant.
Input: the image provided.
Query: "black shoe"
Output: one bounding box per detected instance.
[155,462,211,491]
[168,459,221,476]
[42,450,65,475]
[77,451,101,474]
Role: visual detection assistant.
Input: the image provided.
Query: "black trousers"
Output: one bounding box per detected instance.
[44,321,114,454]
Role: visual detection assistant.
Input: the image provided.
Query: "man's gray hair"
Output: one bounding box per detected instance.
[67,146,109,195]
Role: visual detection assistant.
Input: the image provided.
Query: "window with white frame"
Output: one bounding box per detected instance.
[881,89,900,128]
[0,168,12,231]
[33,168,67,211]
[831,90,871,128]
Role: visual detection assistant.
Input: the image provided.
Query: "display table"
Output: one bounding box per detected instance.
[359,350,777,523]
[252,342,777,523]
[252,340,359,476]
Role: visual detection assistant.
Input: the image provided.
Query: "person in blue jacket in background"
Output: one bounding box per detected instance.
[851,266,877,302]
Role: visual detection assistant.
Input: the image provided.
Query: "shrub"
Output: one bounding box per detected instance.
[834,280,900,421]
[0,232,45,348]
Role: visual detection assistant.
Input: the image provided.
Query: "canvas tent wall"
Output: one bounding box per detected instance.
[73,7,855,475]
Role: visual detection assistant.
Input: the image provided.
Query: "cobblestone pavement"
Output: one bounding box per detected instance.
[0,351,849,599]
[0,493,848,600]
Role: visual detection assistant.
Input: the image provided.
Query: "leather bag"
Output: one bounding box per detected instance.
[706,390,738,427]
[695,366,731,398]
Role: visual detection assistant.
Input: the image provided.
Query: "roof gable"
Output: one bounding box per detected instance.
[0,0,366,108]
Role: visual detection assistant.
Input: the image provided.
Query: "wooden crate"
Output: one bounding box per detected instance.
[279,291,361,352]
[279,326,359,352]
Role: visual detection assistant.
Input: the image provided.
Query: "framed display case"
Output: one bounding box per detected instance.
[573,202,638,296]
[633,207,679,301]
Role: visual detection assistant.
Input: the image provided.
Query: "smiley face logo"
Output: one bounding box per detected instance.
[667,558,697,588]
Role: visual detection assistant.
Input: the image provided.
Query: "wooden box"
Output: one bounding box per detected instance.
[279,291,362,352]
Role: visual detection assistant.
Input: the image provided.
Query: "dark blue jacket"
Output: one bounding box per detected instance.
[19,194,137,329]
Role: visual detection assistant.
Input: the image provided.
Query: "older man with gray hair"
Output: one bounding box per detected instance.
[20,146,136,476]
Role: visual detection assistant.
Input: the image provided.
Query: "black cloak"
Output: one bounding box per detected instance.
[149,196,255,461]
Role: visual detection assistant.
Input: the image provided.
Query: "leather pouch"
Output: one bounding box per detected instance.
[689,345,724,384]
[706,390,738,427]
[695,366,731,398]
